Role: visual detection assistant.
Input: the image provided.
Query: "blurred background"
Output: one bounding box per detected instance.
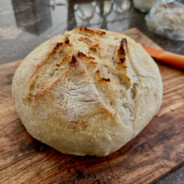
[0,0,183,65]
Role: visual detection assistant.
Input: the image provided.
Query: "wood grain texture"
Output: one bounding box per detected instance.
[0,28,184,184]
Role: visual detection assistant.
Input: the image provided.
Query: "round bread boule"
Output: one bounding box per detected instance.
[12,28,162,156]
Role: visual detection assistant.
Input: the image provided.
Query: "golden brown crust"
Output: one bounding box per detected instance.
[23,40,64,101]
[78,37,92,45]
[73,27,106,36]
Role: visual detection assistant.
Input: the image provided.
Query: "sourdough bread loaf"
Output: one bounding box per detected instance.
[12,28,162,156]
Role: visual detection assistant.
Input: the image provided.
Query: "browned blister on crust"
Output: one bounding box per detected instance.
[74,27,106,36]
[78,37,93,45]
[77,52,95,60]
[70,55,78,66]
[117,38,128,65]
[118,38,127,57]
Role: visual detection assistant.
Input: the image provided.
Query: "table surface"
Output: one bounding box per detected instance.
[0,0,183,183]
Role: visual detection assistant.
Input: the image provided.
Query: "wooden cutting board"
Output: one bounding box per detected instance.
[0,28,184,184]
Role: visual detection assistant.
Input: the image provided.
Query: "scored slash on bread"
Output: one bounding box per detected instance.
[23,28,129,106]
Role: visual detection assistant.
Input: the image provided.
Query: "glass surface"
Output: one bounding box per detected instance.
[133,0,157,12]
[0,0,183,64]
